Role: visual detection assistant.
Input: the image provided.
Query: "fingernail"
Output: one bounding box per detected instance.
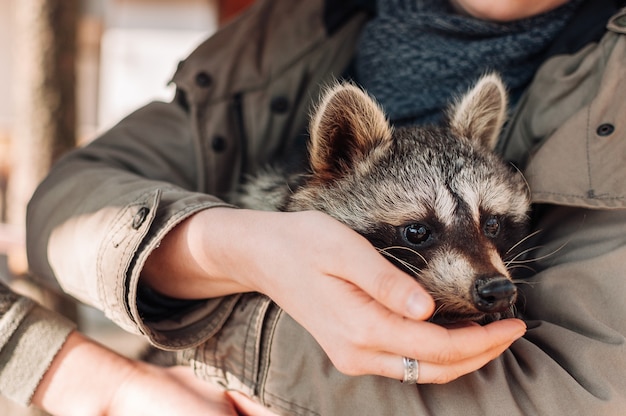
[406,291,430,319]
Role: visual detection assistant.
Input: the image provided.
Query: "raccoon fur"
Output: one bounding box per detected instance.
[236,74,530,323]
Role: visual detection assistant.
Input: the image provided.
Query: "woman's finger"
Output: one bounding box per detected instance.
[383,318,527,365]
[337,333,514,383]
[356,330,516,383]
[416,339,514,384]
[318,223,436,320]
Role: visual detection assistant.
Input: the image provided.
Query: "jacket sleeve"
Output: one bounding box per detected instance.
[0,281,75,406]
[25,100,240,349]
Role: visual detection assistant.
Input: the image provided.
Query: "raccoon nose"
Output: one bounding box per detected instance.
[473,277,517,313]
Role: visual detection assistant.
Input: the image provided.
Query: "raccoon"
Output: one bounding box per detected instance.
[236,74,531,323]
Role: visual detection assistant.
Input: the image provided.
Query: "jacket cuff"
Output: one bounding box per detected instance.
[100,187,240,349]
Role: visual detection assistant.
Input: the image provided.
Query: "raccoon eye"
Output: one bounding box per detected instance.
[403,223,432,246]
[483,216,500,238]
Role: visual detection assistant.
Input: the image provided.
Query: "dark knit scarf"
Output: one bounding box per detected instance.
[354,0,584,126]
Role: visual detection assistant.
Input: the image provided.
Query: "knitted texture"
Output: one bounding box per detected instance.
[354,0,583,125]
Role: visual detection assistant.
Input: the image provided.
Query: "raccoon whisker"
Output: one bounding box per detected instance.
[508,216,585,267]
[505,245,546,267]
[377,250,423,276]
[513,291,527,316]
[377,246,428,265]
[505,229,543,256]
[377,247,426,276]
[510,278,538,287]
[430,303,447,321]
[395,260,422,277]
[506,264,537,274]
[510,163,532,199]
[508,238,571,266]
[528,238,573,263]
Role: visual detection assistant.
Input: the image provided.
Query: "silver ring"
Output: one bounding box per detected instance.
[402,356,419,384]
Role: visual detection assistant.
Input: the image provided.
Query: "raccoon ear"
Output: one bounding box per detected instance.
[448,73,508,150]
[308,83,392,180]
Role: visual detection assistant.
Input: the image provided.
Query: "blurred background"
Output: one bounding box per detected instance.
[0,0,253,414]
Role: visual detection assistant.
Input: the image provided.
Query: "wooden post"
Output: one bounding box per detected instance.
[8,0,79,320]
[9,0,78,231]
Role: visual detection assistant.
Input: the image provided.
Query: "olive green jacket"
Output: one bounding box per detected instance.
[23,0,626,414]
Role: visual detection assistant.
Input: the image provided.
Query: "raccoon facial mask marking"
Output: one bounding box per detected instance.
[236,74,531,323]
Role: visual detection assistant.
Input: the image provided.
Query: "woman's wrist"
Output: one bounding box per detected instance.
[141,207,262,300]
[31,331,131,415]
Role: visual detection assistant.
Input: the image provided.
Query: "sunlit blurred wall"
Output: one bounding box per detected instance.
[95,0,218,136]
[0,2,16,139]
[0,0,217,146]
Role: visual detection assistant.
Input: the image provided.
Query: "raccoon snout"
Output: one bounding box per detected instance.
[473,277,517,313]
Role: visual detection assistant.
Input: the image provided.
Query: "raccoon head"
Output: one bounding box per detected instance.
[288,74,531,323]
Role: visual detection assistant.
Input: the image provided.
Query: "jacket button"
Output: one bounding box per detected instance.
[132,207,150,229]
[270,96,289,114]
[211,136,227,152]
[195,71,212,88]
[596,123,615,136]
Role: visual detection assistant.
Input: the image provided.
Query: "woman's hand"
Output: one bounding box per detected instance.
[450,0,569,21]
[144,208,526,384]
[32,331,276,415]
